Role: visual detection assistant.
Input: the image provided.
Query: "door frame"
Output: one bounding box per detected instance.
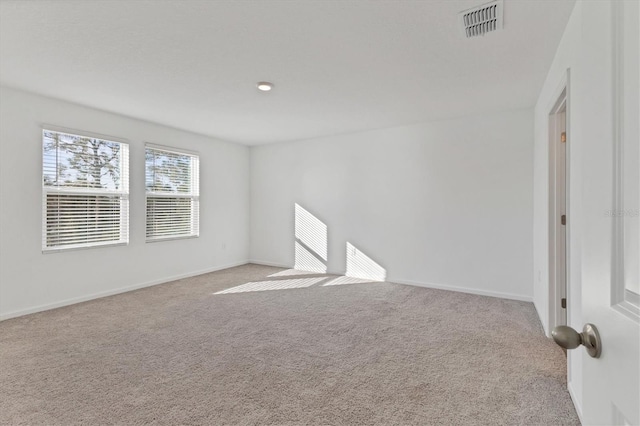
[548,70,571,334]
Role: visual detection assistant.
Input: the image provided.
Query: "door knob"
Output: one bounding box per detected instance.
[552,323,602,358]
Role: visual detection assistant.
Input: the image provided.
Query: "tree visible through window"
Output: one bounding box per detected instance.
[145,145,199,241]
[42,130,129,251]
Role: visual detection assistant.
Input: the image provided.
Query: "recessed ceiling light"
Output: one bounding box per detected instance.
[257,82,273,92]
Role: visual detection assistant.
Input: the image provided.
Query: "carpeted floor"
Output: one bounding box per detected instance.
[0,264,579,425]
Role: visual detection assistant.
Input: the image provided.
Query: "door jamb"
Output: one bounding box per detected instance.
[548,70,571,335]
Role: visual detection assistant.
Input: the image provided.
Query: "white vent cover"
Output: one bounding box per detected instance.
[459,0,503,38]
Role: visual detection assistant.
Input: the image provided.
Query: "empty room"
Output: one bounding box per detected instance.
[0,0,638,425]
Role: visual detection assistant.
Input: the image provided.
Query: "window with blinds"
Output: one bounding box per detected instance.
[145,144,199,241]
[42,129,129,251]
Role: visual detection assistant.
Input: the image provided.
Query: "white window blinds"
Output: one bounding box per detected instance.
[42,129,129,251]
[145,144,200,241]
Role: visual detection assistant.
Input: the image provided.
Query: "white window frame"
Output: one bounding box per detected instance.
[42,127,129,252]
[145,143,200,242]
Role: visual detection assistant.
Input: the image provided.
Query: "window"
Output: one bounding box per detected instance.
[42,129,129,251]
[145,144,199,241]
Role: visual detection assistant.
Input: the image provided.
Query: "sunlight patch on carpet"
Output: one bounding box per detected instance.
[268,269,322,277]
[214,277,328,294]
[323,276,380,286]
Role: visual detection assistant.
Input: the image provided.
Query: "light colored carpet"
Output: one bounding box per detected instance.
[0,264,579,425]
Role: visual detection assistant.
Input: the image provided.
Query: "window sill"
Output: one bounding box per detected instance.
[145,235,199,243]
[42,241,128,254]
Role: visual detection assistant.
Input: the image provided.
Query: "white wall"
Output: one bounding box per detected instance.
[251,108,534,301]
[0,86,250,319]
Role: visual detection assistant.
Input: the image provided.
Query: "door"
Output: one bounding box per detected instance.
[580,1,639,424]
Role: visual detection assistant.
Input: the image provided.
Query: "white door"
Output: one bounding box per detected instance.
[579,1,639,424]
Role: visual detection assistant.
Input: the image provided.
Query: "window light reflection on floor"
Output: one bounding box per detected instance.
[322,276,380,286]
[268,269,320,277]
[214,276,328,294]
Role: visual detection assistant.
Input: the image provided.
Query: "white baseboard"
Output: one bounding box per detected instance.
[248,260,533,303]
[249,260,342,276]
[385,277,533,302]
[567,381,583,425]
[5,259,531,321]
[0,260,249,321]
[248,259,294,269]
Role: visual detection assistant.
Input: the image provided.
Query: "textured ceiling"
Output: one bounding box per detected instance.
[0,0,575,145]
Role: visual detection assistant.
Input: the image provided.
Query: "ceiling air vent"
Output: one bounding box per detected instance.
[459,0,503,38]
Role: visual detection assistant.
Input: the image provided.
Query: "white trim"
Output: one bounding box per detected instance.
[568,381,584,425]
[42,241,128,254]
[389,277,533,302]
[145,234,199,244]
[0,260,249,321]
[248,260,533,302]
[249,259,292,269]
[547,69,571,336]
[564,69,573,333]
[249,260,341,276]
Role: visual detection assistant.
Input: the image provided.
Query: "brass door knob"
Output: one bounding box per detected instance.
[552,324,602,358]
